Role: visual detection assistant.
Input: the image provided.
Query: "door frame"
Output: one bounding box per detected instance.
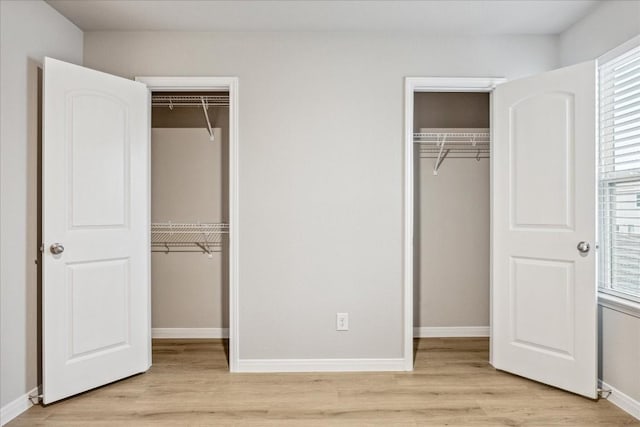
[403,77,506,369]
[135,76,240,372]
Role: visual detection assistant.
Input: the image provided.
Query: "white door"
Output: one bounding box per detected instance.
[42,57,150,404]
[492,61,597,398]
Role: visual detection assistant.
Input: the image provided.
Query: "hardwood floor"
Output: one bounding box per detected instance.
[9,338,639,426]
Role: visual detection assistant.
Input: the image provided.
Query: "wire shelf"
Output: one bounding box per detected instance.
[152,95,229,107]
[413,128,491,174]
[151,222,229,254]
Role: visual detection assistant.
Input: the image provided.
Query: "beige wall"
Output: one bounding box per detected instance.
[83,31,557,360]
[0,0,83,408]
[416,160,489,327]
[414,93,490,328]
[151,110,229,328]
[413,92,489,131]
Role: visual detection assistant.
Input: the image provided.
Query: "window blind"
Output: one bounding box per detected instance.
[599,43,640,300]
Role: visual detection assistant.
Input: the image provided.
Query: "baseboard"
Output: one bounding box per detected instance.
[237,358,406,373]
[152,328,228,339]
[0,387,37,426]
[600,380,640,420]
[413,326,490,337]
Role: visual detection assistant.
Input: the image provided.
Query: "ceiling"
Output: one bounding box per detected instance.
[47,0,600,35]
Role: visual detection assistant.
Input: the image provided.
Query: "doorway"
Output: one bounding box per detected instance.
[403,77,504,369]
[404,65,598,399]
[412,92,491,355]
[40,60,241,405]
[136,77,240,372]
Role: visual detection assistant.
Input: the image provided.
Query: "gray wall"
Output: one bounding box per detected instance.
[560,0,640,406]
[559,0,640,66]
[83,31,557,360]
[0,0,83,409]
[599,306,640,403]
[414,93,490,328]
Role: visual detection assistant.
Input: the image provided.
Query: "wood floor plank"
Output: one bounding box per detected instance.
[7,338,639,426]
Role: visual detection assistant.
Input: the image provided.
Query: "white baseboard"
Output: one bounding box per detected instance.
[0,387,37,426]
[237,358,406,373]
[414,326,490,338]
[600,380,640,420]
[152,328,228,339]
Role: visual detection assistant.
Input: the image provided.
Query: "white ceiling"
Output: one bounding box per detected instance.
[47,0,600,35]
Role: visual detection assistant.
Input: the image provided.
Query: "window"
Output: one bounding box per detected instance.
[599,40,640,302]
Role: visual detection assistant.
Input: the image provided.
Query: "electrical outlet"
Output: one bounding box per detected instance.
[336,313,349,331]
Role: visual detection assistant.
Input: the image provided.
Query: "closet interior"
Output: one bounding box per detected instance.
[413,92,490,344]
[150,91,229,356]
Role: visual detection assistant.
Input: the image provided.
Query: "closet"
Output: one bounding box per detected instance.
[413,92,490,338]
[150,92,230,348]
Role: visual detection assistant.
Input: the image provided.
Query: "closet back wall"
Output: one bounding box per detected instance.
[151,104,229,330]
[413,93,490,330]
[83,31,557,361]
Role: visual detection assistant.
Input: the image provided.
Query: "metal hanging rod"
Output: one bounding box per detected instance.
[151,95,229,107]
[414,128,491,175]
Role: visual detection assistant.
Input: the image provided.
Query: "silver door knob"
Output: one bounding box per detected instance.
[577,241,590,254]
[50,243,65,255]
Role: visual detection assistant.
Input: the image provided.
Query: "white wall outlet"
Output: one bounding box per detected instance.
[336,313,349,331]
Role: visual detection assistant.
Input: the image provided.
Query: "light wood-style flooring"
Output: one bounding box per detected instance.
[9,338,639,426]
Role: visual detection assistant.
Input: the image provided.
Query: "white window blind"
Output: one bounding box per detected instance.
[599,43,640,301]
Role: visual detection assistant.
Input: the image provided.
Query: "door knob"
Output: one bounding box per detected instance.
[577,241,590,254]
[50,243,65,255]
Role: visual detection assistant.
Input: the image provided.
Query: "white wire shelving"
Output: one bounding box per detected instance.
[413,128,491,175]
[151,222,229,254]
[151,95,229,108]
[151,94,229,141]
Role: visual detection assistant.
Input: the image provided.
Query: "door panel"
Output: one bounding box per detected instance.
[510,92,574,229]
[70,92,129,227]
[510,257,575,356]
[492,60,597,398]
[68,259,130,359]
[43,57,150,404]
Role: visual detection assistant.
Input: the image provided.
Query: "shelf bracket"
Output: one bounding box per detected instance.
[195,242,212,254]
[201,97,215,142]
[433,134,448,175]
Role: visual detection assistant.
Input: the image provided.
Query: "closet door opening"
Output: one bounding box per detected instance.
[150,91,231,366]
[412,91,491,362]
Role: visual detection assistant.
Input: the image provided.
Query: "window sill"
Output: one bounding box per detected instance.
[598,292,640,319]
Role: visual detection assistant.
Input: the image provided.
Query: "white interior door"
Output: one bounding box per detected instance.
[43,57,150,404]
[492,61,597,398]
